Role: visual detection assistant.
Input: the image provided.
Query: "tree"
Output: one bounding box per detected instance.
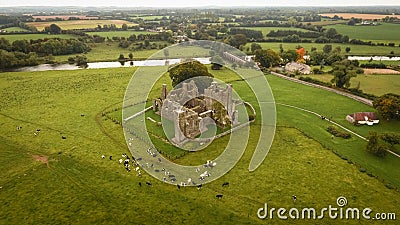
[75,55,88,68]
[254,49,281,68]
[295,47,306,62]
[323,44,332,54]
[48,24,62,34]
[228,34,247,49]
[373,93,400,120]
[366,132,388,157]
[250,43,262,53]
[331,59,357,88]
[121,23,128,30]
[326,28,338,39]
[345,47,351,53]
[168,60,214,93]
[118,53,126,66]
[280,50,298,63]
[128,52,134,60]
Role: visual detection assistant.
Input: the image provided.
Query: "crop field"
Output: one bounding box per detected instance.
[85,30,158,38]
[26,20,138,31]
[325,23,400,44]
[306,73,400,96]
[0,33,77,42]
[251,42,400,56]
[31,15,99,20]
[0,66,399,224]
[319,13,400,20]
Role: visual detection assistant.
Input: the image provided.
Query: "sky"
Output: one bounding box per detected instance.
[0,0,399,7]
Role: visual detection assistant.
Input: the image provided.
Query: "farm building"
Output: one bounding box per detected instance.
[346,112,379,125]
[285,62,311,75]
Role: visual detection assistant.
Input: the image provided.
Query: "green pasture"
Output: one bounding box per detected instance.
[0,67,399,224]
[2,27,30,32]
[326,23,400,44]
[54,42,160,62]
[307,73,400,96]
[86,30,158,38]
[235,26,311,36]
[0,33,78,42]
[309,20,347,26]
[26,20,138,31]
[251,42,400,56]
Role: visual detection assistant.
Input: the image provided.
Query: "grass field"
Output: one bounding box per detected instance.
[307,73,400,96]
[0,33,78,42]
[53,42,210,63]
[250,42,400,56]
[236,27,311,36]
[0,67,399,224]
[85,30,158,38]
[26,20,138,31]
[325,23,400,45]
[2,27,30,32]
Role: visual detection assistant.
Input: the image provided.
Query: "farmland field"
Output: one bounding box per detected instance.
[0,33,78,42]
[306,73,400,96]
[320,13,400,20]
[235,27,310,36]
[325,23,400,44]
[250,42,400,56]
[2,27,30,32]
[0,67,399,224]
[85,30,158,38]
[26,20,138,31]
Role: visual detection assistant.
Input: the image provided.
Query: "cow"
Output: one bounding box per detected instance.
[216,194,223,199]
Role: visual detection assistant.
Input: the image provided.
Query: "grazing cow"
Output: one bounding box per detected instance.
[146,182,152,186]
[101,155,105,159]
[216,194,223,199]
[222,182,229,187]
[293,195,297,203]
[177,184,181,190]
[61,136,66,139]
[197,184,202,190]
[139,182,142,187]
[109,156,113,160]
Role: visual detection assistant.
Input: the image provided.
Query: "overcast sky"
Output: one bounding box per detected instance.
[0,0,399,7]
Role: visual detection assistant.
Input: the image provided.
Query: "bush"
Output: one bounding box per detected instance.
[327,126,351,139]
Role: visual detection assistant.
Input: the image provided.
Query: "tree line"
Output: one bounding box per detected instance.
[0,37,90,69]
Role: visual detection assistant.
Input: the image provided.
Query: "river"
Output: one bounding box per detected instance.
[12,57,211,72]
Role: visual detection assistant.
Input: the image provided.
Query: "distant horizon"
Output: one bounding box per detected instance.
[1,0,399,8]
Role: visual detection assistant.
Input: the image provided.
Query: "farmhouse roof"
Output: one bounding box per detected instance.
[349,112,378,121]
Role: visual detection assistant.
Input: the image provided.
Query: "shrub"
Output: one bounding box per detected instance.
[327,126,351,139]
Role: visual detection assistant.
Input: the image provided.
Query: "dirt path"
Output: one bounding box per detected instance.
[270,72,373,106]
